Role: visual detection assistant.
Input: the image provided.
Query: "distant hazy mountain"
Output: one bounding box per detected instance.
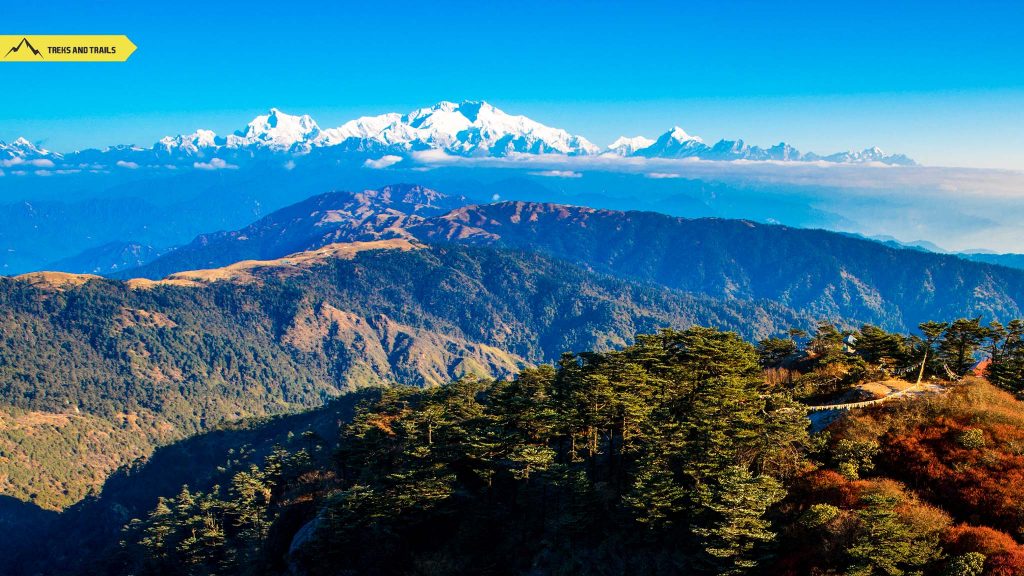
[47,241,166,274]
[957,253,1024,271]
[861,233,1024,272]
[411,201,1023,329]
[120,185,1024,332]
[1,101,914,173]
[118,184,467,280]
[624,126,913,165]
[864,234,948,254]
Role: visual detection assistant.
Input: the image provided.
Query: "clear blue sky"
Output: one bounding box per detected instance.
[1,0,1022,168]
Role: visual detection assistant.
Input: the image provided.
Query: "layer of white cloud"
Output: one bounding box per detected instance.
[193,158,237,170]
[408,150,1024,198]
[363,155,403,169]
[116,160,139,169]
[0,158,55,168]
[405,150,1024,252]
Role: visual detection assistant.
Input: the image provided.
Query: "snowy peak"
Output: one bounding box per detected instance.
[230,108,321,150]
[607,136,656,156]
[157,129,220,157]
[316,100,598,157]
[633,126,710,158]
[321,113,403,144]
[667,126,702,143]
[704,139,772,161]
[157,108,323,153]
[618,126,911,165]
[382,99,598,156]
[143,104,914,165]
[767,142,802,161]
[0,137,59,160]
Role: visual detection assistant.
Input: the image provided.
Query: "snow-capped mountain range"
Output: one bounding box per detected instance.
[0,100,916,173]
[154,102,601,158]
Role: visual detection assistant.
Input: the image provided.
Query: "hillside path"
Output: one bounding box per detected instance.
[805,381,946,412]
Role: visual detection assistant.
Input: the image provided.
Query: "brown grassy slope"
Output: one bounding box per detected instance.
[0,406,175,510]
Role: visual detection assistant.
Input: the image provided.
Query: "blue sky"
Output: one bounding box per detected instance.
[1,0,1022,168]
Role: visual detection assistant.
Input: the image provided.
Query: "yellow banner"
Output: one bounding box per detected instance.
[0,35,136,62]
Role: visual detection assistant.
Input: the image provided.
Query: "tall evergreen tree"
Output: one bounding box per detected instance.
[940,318,989,376]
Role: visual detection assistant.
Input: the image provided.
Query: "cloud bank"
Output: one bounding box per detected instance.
[407,150,1024,253]
[409,150,1024,197]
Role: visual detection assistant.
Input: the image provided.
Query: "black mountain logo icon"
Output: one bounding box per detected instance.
[4,37,44,59]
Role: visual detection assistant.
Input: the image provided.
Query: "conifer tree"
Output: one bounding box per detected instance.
[940,317,989,376]
[692,465,786,575]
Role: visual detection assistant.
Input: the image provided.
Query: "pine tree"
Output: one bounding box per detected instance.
[137,498,176,568]
[757,337,798,368]
[692,465,786,575]
[919,320,950,377]
[987,319,1024,391]
[845,492,943,575]
[939,318,989,376]
[229,465,274,555]
[855,325,908,366]
[175,489,228,575]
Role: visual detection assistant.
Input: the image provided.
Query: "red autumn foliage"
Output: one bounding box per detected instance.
[880,416,1024,538]
[945,524,1024,576]
[790,469,849,505]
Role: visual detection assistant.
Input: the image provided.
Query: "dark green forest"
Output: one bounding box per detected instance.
[101,322,1024,576]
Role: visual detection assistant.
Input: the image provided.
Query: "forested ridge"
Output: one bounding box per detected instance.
[411,201,1024,331]
[117,185,1024,333]
[0,243,805,509]
[56,322,1024,576]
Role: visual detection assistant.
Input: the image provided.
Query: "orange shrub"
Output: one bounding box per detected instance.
[882,417,1024,538]
[945,524,1024,576]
